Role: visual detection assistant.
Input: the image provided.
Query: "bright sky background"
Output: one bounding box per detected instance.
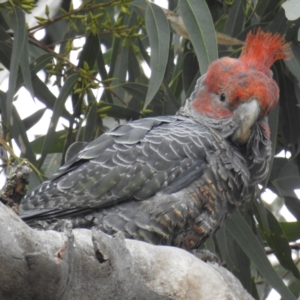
[0,1,297,299]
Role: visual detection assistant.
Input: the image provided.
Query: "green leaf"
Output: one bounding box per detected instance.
[231,235,252,294]
[284,196,300,223]
[226,210,296,300]
[215,226,239,271]
[131,0,147,10]
[23,108,47,131]
[204,236,215,253]
[112,37,129,105]
[0,25,13,68]
[224,0,245,37]
[6,6,26,119]
[29,54,53,76]
[30,130,67,154]
[0,29,53,97]
[97,36,114,104]
[185,70,200,99]
[144,2,170,108]
[0,91,37,165]
[255,0,271,17]
[270,158,300,198]
[253,196,270,235]
[19,27,34,98]
[278,73,300,156]
[288,279,300,299]
[78,33,100,69]
[108,35,121,79]
[170,50,183,98]
[280,222,300,242]
[73,33,100,117]
[84,99,97,142]
[217,217,252,294]
[121,82,160,103]
[38,74,79,168]
[32,75,72,121]
[182,52,199,94]
[261,209,300,279]
[161,81,180,114]
[0,40,13,69]
[137,37,150,66]
[41,153,63,179]
[100,103,142,120]
[179,0,217,74]
[285,44,300,86]
[128,48,142,82]
[16,54,53,94]
[28,171,43,191]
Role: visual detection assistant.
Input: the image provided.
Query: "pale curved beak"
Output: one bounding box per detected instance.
[232,99,260,145]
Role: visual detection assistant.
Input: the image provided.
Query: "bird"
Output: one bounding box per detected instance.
[20,29,289,250]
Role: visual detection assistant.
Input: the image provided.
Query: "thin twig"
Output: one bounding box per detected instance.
[29,0,117,33]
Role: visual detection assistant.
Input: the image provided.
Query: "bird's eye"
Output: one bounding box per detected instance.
[220,93,227,102]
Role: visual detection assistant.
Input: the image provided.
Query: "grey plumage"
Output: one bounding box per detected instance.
[20,115,271,249]
[20,29,287,249]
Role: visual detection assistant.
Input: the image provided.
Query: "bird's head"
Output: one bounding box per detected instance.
[182,29,290,145]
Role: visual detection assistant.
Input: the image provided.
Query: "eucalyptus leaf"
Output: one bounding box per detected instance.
[280,222,300,242]
[226,211,296,300]
[224,0,245,37]
[179,0,217,74]
[6,6,26,119]
[38,74,79,168]
[23,108,46,131]
[144,2,170,108]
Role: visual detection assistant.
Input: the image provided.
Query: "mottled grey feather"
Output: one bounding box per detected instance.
[20,114,271,250]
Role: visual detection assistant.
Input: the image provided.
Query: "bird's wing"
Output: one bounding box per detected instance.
[20,116,212,216]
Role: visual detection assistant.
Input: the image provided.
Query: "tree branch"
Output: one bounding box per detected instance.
[0,202,254,299]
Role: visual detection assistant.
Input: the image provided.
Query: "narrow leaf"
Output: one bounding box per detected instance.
[280,222,300,242]
[0,91,37,165]
[100,103,142,120]
[224,0,244,37]
[179,0,217,74]
[96,35,114,103]
[6,6,26,119]
[84,99,97,142]
[215,227,238,271]
[144,3,170,108]
[16,54,53,93]
[112,38,129,105]
[23,108,46,131]
[121,82,159,102]
[262,209,300,278]
[108,35,121,79]
[226,211,296,300]
[284,196,300,223]
[19,28,34,98]
[38,74,79,168]
[284,43,300,92]
[30,130,67,154]
[32,75,72,121]
[78,33,100,69]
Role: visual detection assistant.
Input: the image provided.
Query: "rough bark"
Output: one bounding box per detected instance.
[0,203,253,300]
